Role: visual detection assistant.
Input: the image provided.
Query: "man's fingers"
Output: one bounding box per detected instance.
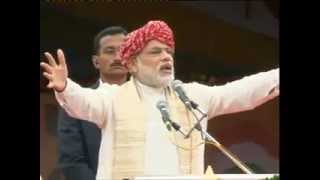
[57,49,67,67]
[40,62,53,73]
[43,72,53,81]
[44,52,57,67]
[47,82,54,89]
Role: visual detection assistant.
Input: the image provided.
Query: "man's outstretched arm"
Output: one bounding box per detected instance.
[40,49,111,127]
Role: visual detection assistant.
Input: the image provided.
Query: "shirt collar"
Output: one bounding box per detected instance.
[98,78,110,88]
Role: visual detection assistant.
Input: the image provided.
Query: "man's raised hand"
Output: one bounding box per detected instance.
[40,49,69,92]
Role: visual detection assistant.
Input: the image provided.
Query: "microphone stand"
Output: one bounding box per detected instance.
[184,101,207,139]
[198,127,253,174]
[170,121,187,137]
[184,100,254,174]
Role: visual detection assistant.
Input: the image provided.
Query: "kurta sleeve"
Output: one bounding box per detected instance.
[186,68,279,119]
[54,78,115,128]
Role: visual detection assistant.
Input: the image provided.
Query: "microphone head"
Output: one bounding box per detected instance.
[171,80,183,90]
[156,100,168,110]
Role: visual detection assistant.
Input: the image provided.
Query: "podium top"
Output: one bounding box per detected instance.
[129,174,279,180]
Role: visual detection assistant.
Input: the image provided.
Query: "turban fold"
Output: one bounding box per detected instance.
[119,20,175,66]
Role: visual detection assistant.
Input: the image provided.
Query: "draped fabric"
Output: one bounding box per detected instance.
[111,78,203,180]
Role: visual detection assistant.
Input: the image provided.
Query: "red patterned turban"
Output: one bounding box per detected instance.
[119,20,175,67]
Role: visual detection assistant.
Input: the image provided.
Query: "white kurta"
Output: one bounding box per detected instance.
[55,68,279,180]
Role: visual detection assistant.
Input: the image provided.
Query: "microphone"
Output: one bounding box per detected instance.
[171,80,193,110]
[156,101,172,131]
[156,100,188,136]
[171,80,208,139]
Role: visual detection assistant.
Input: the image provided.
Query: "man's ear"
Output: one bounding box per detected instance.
[92,55,99,69]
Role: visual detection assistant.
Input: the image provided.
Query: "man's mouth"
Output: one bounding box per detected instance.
[159,63,173,74]
[111,63,125,69]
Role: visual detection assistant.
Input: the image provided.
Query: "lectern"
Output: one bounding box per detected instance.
[124,174,279,180]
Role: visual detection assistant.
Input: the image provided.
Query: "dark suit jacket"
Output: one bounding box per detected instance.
[57,81,101,180]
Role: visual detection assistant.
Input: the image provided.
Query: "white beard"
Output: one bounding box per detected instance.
[158,73,174,87]
[135,62,175,88]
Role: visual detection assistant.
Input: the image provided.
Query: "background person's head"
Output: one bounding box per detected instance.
[92,26,128,83]
[120,20,175,88]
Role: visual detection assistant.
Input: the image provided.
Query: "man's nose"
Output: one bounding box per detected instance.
[161,51,173,62]
[114,51,122,62]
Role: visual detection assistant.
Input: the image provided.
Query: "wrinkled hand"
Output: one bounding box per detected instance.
[40,49,68,92]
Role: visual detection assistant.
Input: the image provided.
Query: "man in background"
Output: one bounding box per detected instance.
[57,26,128,180]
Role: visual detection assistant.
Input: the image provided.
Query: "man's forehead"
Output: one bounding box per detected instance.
[100,34,125,46]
